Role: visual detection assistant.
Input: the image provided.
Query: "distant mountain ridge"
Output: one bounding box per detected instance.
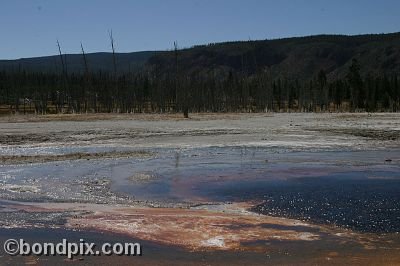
[148,32,400,80]
[1,32,400,80]
[0,51,154,73]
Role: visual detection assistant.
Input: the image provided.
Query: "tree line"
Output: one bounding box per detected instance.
[0,58,399,115]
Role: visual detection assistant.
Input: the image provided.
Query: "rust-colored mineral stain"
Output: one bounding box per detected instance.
[4,200,400,264]
[67,206,322,251]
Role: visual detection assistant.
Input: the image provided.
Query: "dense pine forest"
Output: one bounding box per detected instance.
[0,33,399,114]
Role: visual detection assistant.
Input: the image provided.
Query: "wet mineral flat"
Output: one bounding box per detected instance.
[0,113,399,265]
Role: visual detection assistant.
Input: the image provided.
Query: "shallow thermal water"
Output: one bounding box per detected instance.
[1,146,399,233]
[111,147,400,233]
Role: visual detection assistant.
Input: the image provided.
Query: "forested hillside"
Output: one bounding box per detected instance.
[0,33,399,114]
[148,33,400,80]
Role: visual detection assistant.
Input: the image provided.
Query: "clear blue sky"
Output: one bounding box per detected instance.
[1,0,399,59]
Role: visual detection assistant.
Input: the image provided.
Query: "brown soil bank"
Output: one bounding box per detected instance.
[0,150,152,165]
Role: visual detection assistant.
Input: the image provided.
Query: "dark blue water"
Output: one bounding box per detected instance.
[112,147,400,233]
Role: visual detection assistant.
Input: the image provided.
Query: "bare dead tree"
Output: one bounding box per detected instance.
[56,40,69,113]
[173,41,188,118]
[80,42,89,74]
[109,30,117,77]
[57,40,65,75]
[174,41,178,109]
[80,42,90,112]
[109,30,118,112]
